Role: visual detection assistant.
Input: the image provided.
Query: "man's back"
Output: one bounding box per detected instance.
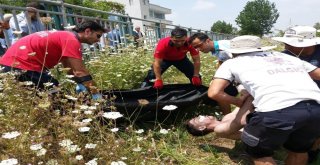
[0,31,81,72]
[215,51,320,112]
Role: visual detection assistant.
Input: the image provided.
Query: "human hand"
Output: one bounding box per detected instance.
[92,93,103,100]
[153,79,163,89]
[76,84,87,93]
[191,76,202,86]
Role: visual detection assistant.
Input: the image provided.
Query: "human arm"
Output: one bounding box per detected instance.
[309,68,320,80]
[61,57,99,94]
[153,58,163,81]
[208,78,246,107]
[214,95,253,140]
[191,55,201,76]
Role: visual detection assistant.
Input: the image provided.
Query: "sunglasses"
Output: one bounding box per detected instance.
[96,33,102,38]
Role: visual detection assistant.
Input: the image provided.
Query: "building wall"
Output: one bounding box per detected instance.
[105,0,171,31]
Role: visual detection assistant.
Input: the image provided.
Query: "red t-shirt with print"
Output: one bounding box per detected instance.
[154,37,199,61]
[0,31,82,72]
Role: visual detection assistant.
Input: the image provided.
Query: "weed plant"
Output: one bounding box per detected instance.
[0,41,288,164]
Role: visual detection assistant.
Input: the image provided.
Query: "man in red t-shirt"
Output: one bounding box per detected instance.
[141,27,201,89]
[0,20,104,99]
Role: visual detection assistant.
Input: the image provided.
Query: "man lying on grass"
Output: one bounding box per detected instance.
[186,93,253,140]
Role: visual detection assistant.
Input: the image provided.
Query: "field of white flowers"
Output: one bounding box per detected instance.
[1,41,308,165]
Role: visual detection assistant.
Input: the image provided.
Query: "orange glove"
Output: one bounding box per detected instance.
[192,76,202,86]
[153,79,163,89]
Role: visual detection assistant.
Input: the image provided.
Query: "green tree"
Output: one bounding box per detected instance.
[0,0,125,15]
[315,23,320,37]
[210,20,236,34]
[235,0,279,36]
[314,22,320,30]
[82,0,125,18]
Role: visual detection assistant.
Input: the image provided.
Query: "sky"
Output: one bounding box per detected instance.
[149,0,320,32]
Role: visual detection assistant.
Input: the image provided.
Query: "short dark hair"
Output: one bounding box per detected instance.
[185,121,211,136]
[73,20,105,33]
[26,2,43,9]
[171,27,187,38]
[188,32,209,44]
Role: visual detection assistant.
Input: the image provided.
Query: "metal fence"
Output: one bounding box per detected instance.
[0,0,236,53]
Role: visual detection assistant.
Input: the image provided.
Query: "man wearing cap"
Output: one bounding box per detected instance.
[0,20,105,100]
[0,14,14,56]
[141,27,201,89]
[209,35,320,164]
[9,2,45,43]
[273,26,320,88]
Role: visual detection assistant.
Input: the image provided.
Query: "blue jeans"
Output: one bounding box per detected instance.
[142,57,196,87]
[0,65,59,89]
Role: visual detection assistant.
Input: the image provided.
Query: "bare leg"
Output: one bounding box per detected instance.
[285,151,308,165]
[254,157,277,165]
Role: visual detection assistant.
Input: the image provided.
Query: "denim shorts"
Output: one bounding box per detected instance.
[241,100,320,158]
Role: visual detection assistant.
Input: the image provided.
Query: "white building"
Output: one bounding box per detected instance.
[105,0,172,29]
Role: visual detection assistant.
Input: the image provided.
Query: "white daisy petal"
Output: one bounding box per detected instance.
[2,131,21,139]
[134,129,144,134]
[59,139,73,147]
[82,118,92,123]
[78,127,90,132]
[159,128,169,134]
[85,143,97,149]
[76,155,83,160]
[30,143,43,151]
[132,146,142,152]
[103,112,123,119]
[162,105,178,111]
[110,128,119,132]
[0,158,18,165]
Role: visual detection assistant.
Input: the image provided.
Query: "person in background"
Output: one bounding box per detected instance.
[209,35,320,165]
[0,14,14,56]
[141,27,202,89]
[188,32,238,114]
[0,20,105,100]
[9,2,45,43]
[272,25,320,164]
[133,26,144,47]
[273,25,320,88]
[107,24,121,47]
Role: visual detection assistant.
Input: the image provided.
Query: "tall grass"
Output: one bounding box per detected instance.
[0,44,237,164]
[0,40,291,164]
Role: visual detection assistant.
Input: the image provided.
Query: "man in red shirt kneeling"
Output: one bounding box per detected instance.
[141,27,201,89]
[0,20,105,99]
